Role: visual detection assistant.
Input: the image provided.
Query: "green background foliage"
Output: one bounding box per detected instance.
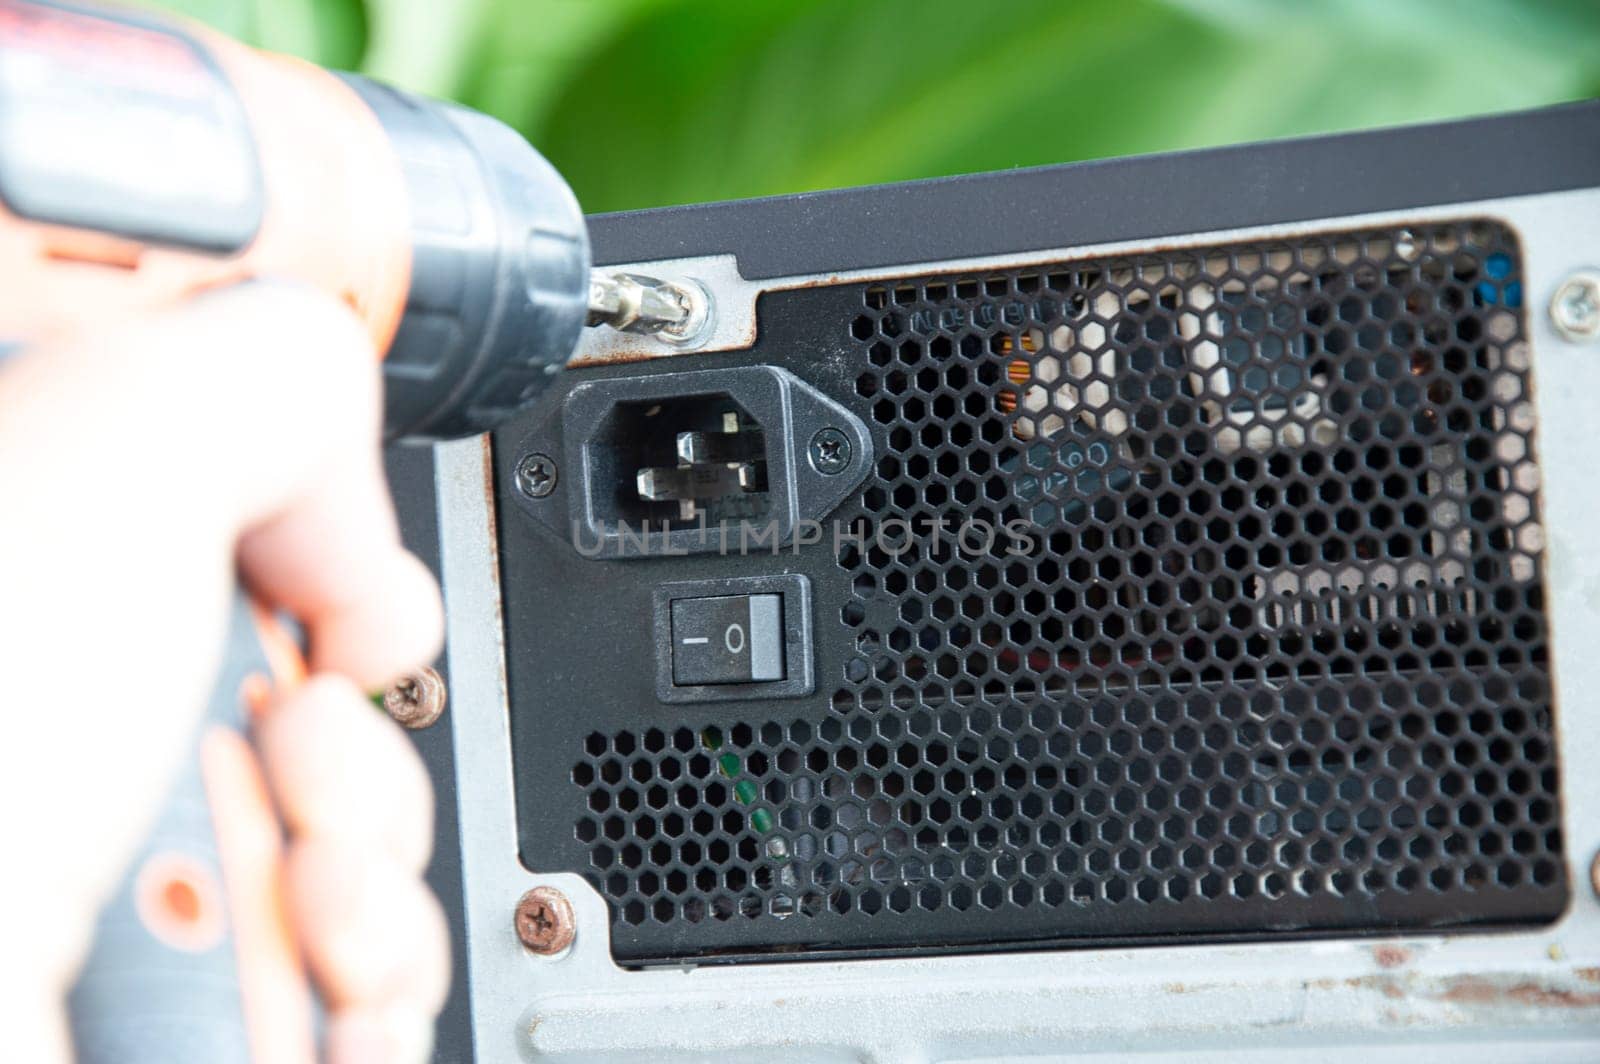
[148,0,1600,213]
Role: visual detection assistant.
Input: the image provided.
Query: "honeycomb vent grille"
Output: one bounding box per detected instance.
[569,220,1564,960]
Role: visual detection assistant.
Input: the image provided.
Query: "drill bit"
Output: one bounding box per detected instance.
[586,271,711,344]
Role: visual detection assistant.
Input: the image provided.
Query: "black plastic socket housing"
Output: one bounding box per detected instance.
[506,365,873,559]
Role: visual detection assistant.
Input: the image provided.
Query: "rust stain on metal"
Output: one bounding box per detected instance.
[1153,966,1600,1020]
[475,434,512,718]
[1344,975,1407,1000]
[1505,984,1600,1009]
[786,272,848,290]
[1434,977,1600,1010]
[1373,945,1412,970]
[1434,978,1503,1005]
[1336,970,1600,1016]
[1431,977,1497,1005]
[568,346,680,369]
[479,436,504,613]
[569,317,758,369]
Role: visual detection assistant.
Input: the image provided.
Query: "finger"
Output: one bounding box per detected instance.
[324,1007,435,1064]
[243,529,441,691]
[285,838,450,1014]
[212,288,441,690]
[234,388,441,690]
[257,674,434,873]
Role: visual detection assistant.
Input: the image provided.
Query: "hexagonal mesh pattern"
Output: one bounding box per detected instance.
[569,220,1563,961]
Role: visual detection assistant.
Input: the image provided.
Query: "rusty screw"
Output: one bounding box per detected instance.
[515,887,575,955]
[381,666,447,730]
[515,452,558,499]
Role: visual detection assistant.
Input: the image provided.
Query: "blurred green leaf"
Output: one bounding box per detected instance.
[453,0,675,133]
[362,0,480,95]
[523,0,1600,211]
[144,0,1600,213]
[138,0,366,68]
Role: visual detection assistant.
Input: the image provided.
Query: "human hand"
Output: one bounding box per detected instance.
[0,284,449,1062]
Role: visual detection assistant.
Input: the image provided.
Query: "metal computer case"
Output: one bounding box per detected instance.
[424,101,1600,1061]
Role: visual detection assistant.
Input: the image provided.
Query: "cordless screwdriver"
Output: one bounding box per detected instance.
[0,0,704,1059]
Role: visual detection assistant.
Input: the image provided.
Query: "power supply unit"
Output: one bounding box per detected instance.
[390,99,1600,1061]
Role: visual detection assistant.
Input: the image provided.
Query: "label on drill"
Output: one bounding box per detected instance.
[0,0,262,252]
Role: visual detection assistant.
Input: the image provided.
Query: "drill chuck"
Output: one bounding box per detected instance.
[339,76,591,441]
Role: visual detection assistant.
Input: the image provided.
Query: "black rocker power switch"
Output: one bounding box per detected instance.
[669,593,785,685]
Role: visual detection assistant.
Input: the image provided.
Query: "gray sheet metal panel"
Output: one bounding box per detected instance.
[588,101,1600,280]
[440,185,1600,1061]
